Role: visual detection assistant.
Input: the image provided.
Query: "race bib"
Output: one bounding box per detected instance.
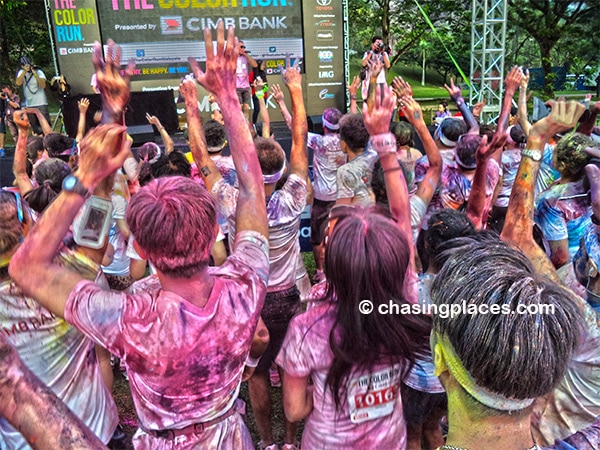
[347,364,402,424]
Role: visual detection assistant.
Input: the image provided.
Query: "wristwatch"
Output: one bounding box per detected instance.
[62,174,91,199]
[521,148,542,162]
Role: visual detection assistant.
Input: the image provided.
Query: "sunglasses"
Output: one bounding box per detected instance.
[240,45,246,49]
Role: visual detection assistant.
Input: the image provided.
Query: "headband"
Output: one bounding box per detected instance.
[436,126,458,148]
[453,148,477,170]
[433,333,535,411]
[263,160,286,184]
[506,125,517,148]
[323,117,340,130]
[207,142,226,154]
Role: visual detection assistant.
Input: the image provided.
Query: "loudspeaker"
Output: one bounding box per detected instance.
[127,125,154,147]
[307,115,323,135]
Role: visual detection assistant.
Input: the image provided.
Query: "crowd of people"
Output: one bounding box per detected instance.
[1,21,600,450]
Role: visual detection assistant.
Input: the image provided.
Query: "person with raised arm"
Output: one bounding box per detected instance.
[10,23,269,449]
[276,83,430,449]
[146,112,174,154]
[444,78,479,135]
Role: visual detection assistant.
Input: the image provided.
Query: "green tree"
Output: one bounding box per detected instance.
[507,0,599,97]
[0,0,53,86]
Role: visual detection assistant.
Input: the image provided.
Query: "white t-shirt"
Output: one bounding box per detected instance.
[17,68,47,107]
[308,132,346,201]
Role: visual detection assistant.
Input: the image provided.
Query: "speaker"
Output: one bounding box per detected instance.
[307,115,323,135]
[127,125,154,147]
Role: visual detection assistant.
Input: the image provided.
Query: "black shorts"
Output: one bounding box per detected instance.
[256,285,301,374]
[310,198,336,245]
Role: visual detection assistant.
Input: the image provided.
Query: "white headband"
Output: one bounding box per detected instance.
[263,160,286,184]
[323,117,339,130]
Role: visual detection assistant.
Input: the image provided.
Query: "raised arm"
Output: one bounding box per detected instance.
[93,39,135,125]
[400,94,442,207]
[189,22,267,238]
[491,66,523,163]
[9,41,134,318]
[281,56,308,179]
[146,113,174,154]
[500,100,586,278]
[445,78,478,134]
[270,84,292,129]
[25,107,53,135]
[466,131,507,230]
[577,101,600,136]
[12,111,34,194]
[180,76,222,191]
[363,84,417,303]
[365,57,384,112]
[0,335,106,450]
[348,75,361,114]
[518,69,532,136]
[76,97,90,144]
[253,77,270,138]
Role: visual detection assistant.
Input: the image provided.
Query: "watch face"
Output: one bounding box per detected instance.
[64,176,76,190]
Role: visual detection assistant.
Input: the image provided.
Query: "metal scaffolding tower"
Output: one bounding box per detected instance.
[469,0,508,123]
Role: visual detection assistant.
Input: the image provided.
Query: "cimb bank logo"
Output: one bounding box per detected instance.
[161,16,183,35]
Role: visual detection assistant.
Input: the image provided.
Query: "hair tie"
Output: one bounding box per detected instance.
[42,179,53,188]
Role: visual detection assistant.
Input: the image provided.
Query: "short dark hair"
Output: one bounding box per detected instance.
[255,137,285,175]
[372,36,383,43]
[431,234,582,404]
[204,119,227,149]
[339,114,369,152]
[152,151,191,179]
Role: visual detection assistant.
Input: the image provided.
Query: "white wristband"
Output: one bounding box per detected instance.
[246,355,261,368]
[370,132,397,156]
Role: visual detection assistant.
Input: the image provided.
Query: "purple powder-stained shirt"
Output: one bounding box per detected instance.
[439,159,500,211]
[308,132,346,201]
[277,302,407,449]
[64,231,269,449]
[535,179,593,262]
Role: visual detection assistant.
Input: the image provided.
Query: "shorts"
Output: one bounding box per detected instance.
[237,88,252,107]
[310,198,336,245]
[0,117,5,134]
[256,285,301,374]
[401,382,447,426]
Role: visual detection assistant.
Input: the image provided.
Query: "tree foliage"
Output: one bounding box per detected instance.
[0,0,54,86]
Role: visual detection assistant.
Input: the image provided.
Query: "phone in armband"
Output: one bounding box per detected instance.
[73,196,113,249]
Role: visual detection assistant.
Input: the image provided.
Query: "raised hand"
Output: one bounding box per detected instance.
[77,124,130,188]
[476,131,507,164]
[368,55,383,81]
[93,39,134,123]
[270,84,285,103]
[363,84,395,136]
[521,69,530,91]
[472,98,487,117]
[178,75,198,103]
[279,54,302,88]
[399,95,423,124]
[444,78,462,102]
[391,76,413,99]
[188,21,238,103]
[504,66,524,97]
[78,97,90,114]
[348,75,361,97]
[13,110,30,131]
[530,100,586,140]
[145,113,161,127]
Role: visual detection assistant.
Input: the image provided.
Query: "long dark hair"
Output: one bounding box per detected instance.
[323,206,431,409]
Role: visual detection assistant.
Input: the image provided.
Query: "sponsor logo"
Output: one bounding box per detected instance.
[316,0,332,5]
[161,16,183,35]
[59,47,68,55]
[318,70,334,78]
[319,89,335,99]
[315,19,335,26]
[318,50,333,62]
[316,30,334,41]
[136,49,146,57]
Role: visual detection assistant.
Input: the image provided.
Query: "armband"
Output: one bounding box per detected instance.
[370,132,397,156]
[246,355,261,368]
[255,91,265,99]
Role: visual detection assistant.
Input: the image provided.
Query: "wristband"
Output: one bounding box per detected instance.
[455,97,464,107]
[246,355,261,368]
[370,132,397,156]
[350,94,357,100]
[255,91,265,99]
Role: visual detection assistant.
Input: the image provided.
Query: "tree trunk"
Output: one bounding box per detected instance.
[539,41,555,99]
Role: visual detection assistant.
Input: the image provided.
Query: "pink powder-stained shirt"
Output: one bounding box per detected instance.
[64,231,269,449]
[308,132,346,201]
[277,302,407,450]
